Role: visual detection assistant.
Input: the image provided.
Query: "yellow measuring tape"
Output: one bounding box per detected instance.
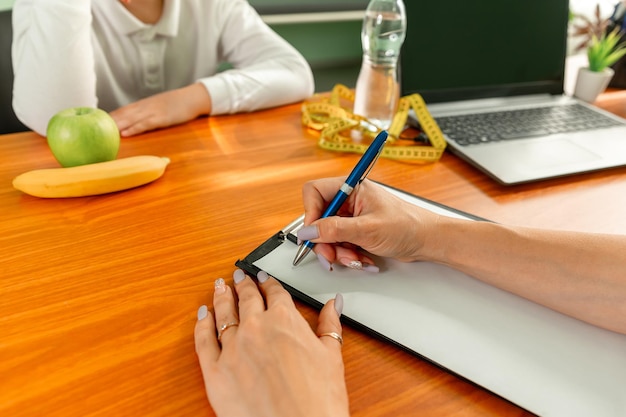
[301,84,447,162]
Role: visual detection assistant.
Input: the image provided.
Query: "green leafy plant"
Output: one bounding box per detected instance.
[587,27,626,72]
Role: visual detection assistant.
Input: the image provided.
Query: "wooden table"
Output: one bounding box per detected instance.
[2,91,626,417]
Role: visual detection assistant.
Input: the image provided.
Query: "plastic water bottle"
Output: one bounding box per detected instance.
[353,0,406,130]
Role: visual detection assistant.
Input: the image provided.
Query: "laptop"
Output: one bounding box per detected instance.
[400,0,626,185]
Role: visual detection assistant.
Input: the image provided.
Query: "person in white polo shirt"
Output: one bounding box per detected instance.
[12,0,314,137]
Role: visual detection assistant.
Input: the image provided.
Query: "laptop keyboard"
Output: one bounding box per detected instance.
[435,104,623,146]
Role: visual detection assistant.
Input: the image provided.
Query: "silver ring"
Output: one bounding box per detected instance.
[319,332,343,346]
[217,321,239,341]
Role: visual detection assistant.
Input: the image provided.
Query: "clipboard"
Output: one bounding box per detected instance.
[235,182,626,417]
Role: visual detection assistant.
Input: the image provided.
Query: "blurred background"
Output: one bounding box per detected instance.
[0,0,622,93]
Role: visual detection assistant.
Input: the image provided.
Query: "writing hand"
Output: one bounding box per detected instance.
[298,177,438,270]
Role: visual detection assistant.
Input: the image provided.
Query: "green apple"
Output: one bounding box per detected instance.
[46,107,121,167]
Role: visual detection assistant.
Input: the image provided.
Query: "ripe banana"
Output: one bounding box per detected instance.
[13,155,170,198]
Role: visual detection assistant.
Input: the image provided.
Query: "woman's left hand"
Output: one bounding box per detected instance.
[194,269,349,417]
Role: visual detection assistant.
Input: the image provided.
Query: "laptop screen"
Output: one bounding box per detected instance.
[400,0,570,103]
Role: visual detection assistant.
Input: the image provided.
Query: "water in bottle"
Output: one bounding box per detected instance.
[353,0,406,130]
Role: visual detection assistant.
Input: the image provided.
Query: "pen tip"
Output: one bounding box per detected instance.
[293,245,310,266]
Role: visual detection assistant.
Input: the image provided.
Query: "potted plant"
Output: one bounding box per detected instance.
[573,8,626,102]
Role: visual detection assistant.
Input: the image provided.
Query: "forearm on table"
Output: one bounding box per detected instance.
[200,58,313,116]
[180,83,212,119]
[206,0,314,115]
[427,217,626,334]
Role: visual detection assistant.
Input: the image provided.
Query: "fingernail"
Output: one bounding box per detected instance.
[339,258,379,273]
[233,269,246,284]
[214,278,226,294]
[297,225,319,242]
[317,253,332,271]
[340,258,363,270]
[362,264,380,273]
[197,305,208,320]
[257,270,269,283]
[334,293,344,316]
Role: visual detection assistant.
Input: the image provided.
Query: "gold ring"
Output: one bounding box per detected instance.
[217,321,239,341]
[319,332,343,346]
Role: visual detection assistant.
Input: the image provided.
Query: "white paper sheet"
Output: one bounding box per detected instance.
[245,184,626,417]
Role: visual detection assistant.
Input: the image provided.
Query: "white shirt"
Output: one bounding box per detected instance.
[12,0,315,135]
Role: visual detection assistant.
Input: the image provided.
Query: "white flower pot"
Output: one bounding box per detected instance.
[573,67,614,103]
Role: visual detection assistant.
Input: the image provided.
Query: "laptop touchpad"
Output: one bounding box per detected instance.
[515,139,601,168]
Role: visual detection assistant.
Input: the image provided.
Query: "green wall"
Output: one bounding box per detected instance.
[249,0,367,13]
[0,0,13,11]
[248,1,366,90]
[271,21,362,91]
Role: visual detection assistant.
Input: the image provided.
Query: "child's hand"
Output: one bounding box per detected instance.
[110,83,211,136]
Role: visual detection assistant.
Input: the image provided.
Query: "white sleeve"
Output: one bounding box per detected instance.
[12,0,97,136]
[198,0,315,115]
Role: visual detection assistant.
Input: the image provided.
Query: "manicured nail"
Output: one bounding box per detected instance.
[214,278,226,294]
[339,258,379,273]
[297,225,319,242]
[334,293,344,316]
[197,305,208,320]
[341,258,363,270]
[362,264,380,273]
[233,269,246,284]
[317,253,332,271]
[257,270,269,283]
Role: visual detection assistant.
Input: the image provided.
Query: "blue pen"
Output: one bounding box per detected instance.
[292,130,388,266]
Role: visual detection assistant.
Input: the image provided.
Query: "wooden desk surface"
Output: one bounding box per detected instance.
[2,92,626,417]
